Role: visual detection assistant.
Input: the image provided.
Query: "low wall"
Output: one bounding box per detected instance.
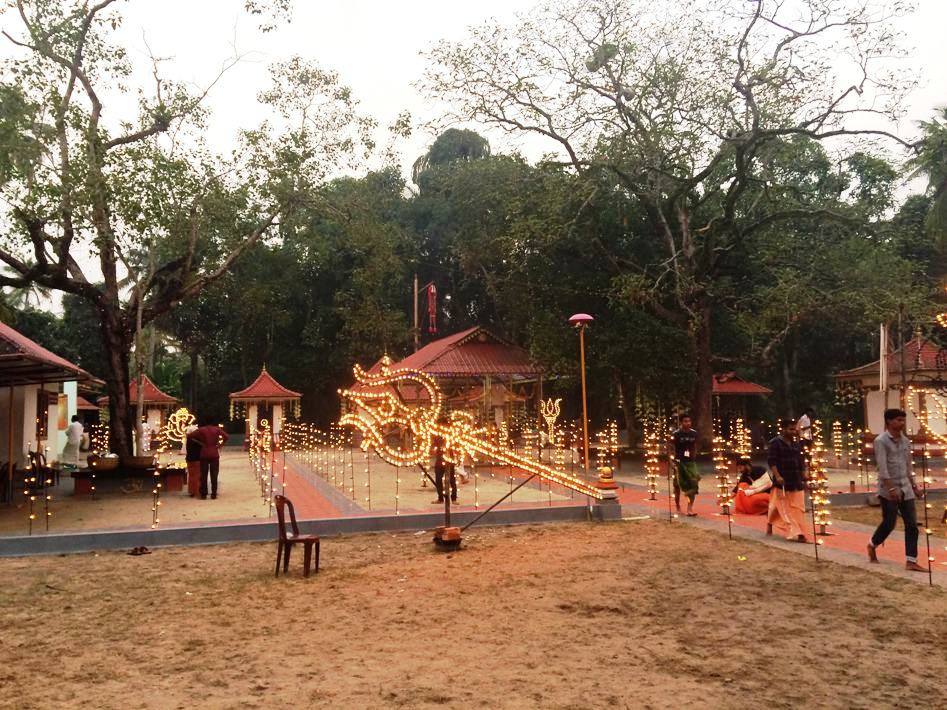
[0,501,622,557]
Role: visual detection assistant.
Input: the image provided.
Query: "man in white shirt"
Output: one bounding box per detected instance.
[797,407,815,443]
[62,415,84,466]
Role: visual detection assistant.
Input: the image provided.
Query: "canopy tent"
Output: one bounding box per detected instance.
[0,322,100,502]
[230,366,301,439]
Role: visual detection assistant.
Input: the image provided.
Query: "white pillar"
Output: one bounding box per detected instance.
[272,404,283,435]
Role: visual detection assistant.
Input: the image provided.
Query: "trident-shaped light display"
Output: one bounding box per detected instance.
[539,398,562,444]
[339,357,604,499]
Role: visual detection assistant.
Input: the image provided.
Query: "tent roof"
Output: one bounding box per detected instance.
[395,326,541,378]
[0,320,101,386]
[229,366,301,401]
[712,372,772,396]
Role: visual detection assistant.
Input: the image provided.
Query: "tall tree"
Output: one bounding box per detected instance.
[906,107,947,250]
[0,1,374,455]
[423,0,916,442]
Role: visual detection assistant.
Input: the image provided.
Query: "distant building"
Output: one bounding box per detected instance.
[0,321,100,501]
[352,326,542,428]
[834,332,946,436]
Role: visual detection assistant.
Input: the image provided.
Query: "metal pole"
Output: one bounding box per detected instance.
[579,325,590,476]
[461,473,538,532]
[6,385,13,504]
[413,273,419,353]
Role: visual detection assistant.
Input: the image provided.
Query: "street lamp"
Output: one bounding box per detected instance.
[568,313,594,476]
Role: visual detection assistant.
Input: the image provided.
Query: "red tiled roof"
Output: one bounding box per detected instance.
[230,366,301,401]
[712,372,772,396]
[395,326,541,377]
[96,374,178,407]
[0,320,100,385]
[76,395,98,410]
[836,336,940,379]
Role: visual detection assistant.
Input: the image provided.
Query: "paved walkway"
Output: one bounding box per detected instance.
[616,482,946,588]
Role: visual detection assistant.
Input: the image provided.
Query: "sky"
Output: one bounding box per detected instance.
[1,0,946,308]
[6,0,943,179]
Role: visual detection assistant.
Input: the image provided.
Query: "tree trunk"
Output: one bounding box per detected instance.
[614,370,637,447]
[99,310,134,458]
[782,340,795,418]
[691,304,714,449]
[189,349,199,410]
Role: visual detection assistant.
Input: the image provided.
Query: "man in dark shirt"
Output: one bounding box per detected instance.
[187,417,230,500]
[766,418,808,542]
[670,413,700,516]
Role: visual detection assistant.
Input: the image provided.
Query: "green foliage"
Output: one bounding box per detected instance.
[906,107,947,249]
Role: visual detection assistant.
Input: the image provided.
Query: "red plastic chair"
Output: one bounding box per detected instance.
[274,495,320,577]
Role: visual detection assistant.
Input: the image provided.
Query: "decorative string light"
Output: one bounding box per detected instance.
[24,445,36,535]
[644,419,660,501]
[809,420,831,538]
[539,398,561,447]
[712,436,733,539]
[337,358,605,500]
[832,421,844,469]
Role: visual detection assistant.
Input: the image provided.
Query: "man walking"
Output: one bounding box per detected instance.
[766,419,808,542]
[671,413,700,516]
[867,408,927,572]
[187,417,229,500]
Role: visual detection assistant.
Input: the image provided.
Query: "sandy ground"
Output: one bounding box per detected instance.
[0,451,271,535]
[834,500,947,539]
[291,449,577,512]
[1,520,945,709]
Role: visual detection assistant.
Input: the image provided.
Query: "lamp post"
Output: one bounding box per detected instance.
[569,313,618,499]
[569,313,593,477]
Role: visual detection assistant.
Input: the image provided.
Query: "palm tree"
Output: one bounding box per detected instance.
[906,107,947,248]
[0,276,52,321]
[412,129,491,188]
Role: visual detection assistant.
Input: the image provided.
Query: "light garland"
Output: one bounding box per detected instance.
[712,435,732,516]
[24,444,36,535]
[539,398,561,446]
[607,419,619,468]
[809,420,830,540]
[338,358,605,500]
[831,421,843,469]
[644,418,660,501]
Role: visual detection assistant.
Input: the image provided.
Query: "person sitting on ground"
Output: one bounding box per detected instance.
[733,458,767,492]
[733,458,772,515]
[670,413,700,517]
